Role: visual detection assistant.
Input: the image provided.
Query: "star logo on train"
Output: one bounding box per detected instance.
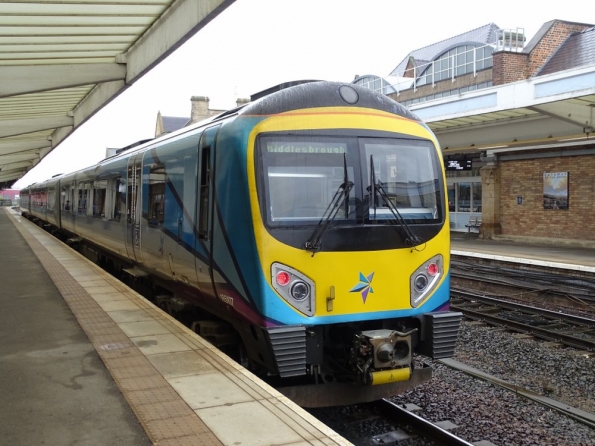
[350,272,375,304]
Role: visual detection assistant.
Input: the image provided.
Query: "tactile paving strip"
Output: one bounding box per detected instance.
[7,211,223,446]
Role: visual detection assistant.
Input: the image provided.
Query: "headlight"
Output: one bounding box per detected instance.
[410,255,443,308]
[271,263,315,316]
[290,281,309,301]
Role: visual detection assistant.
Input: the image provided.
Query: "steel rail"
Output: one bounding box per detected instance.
[438,358,595,430]
[376,399,475,446]
[451,291,595,351]
[452,289,595,326]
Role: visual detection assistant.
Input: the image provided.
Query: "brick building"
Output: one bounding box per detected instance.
[355,20,595,246]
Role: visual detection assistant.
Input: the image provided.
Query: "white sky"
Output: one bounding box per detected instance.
[12,0,593,189]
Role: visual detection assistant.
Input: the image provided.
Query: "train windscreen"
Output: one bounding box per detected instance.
[257,135,444,230]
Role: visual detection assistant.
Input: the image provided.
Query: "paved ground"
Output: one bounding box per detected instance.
[0,211,151,446]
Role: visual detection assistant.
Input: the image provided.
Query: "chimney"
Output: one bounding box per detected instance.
[190,96,210,123]
[236,98,250,107]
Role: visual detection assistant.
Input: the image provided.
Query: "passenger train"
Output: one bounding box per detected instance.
[20,81,461,407]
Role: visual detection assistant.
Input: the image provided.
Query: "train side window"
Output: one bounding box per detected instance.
[48,185,56,211]
[77,183,86,215]
[198,147,210,239]
[93,179,107,218]
[62,185,71,211]
[70,184,75,214]
[109,177,123,222]
[148,165,165,228]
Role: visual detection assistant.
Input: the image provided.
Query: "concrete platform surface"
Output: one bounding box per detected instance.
[1,208,351,446]
[451,232,595,272]
[0,209,151,445]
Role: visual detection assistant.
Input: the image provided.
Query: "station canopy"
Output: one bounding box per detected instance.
[0,0,234,189]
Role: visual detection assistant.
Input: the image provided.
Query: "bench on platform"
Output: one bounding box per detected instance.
[465,216,482,233]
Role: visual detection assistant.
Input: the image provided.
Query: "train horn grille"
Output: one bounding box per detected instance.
[266,326,307,378]
[419,312,463,359]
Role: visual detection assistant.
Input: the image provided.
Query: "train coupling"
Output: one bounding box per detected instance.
[353,329,416,385]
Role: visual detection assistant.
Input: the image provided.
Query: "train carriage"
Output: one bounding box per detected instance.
[20,81,461,407]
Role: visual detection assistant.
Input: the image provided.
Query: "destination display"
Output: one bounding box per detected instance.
[445,157,472,171]
[267,142,347,154]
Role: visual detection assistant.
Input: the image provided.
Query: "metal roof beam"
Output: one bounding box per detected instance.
[0,116,73,138]
[0,167,28,180]
[526,103,594,130]
[436,116,577,151]
[0,64,126,98]
[71,80,124,128]
[1,160,33,170]
[0,153,38,164]
[123,0,234,82]
[0,139,50,155]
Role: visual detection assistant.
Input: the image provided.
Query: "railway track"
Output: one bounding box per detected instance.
[451,289,595,351]
[371,399,475,445]
[451,257,595,311]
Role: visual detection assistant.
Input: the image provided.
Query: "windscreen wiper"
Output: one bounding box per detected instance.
[305,154,353,255]
[370,155,377,219]
[374,180,424,248]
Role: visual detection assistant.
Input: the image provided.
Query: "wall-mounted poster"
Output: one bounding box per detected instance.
[543,172,569,210]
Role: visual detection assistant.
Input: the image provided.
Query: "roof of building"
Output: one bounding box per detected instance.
[162,116,189,133]
[538,26,595,75]
[389,23,500,77]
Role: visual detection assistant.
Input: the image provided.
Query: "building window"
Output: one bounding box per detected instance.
[418,44,494,87]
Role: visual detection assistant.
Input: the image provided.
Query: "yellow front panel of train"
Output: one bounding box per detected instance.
[246,106,449,317]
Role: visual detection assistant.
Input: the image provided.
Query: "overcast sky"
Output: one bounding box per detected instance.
[13,0,593,188]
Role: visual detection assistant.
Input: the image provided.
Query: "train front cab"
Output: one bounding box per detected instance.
[239,93,461,405]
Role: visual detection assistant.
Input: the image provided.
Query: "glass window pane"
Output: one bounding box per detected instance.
[473,182,482,212]
[456,183,471,212]
[448,184,455,212]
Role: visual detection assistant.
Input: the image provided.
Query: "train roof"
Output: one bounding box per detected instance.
[240,81,420,122]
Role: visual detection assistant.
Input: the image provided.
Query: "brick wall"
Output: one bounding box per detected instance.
[499,152,595,240]
[492,52,528,85]
[526,21,591,76]
[493,21,591,85]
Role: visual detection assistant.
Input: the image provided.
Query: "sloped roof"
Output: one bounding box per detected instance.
[162,116,189,133]
[389,23,500,77]
[538,26,595,75]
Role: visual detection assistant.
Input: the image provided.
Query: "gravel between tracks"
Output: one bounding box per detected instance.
[310,321,595,445]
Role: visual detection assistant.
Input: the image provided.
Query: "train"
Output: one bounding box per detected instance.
[20,81,461,407]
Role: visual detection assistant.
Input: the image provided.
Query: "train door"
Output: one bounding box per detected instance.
[125,154,143,263]
[195,125,220,297]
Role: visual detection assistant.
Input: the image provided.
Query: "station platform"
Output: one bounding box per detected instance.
[0,208,349,446]
[451,231,595,273]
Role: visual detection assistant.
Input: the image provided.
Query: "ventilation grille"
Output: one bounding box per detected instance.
[421,312,463,359]
[266,326,307,378]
